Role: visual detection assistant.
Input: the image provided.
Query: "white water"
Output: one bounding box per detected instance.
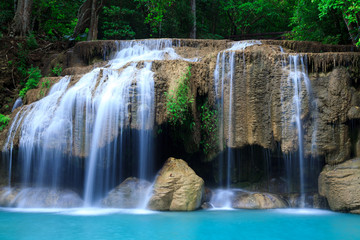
[280,54,317,207]
[213,40,261,208]
[11,97,23,112]
[2,39,197,208]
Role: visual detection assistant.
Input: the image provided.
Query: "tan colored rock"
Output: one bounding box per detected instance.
[147,157,204,211]
[232,192,288,209]
[1,39,360,165]
[102,177,151,208]
[319,158,360,213]
[0,187,83,208]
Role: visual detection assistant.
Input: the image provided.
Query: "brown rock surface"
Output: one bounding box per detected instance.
[319,158,360,212]
[147,157,204,211]
[0,187,83,208]
[232,192,288,209]
[102,177,151,208]
[1,39,360,171]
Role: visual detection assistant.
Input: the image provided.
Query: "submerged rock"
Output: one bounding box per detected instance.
[284,193,329,209]
[102,177,152,208]
[147,157,204,211]
[201,202,213,209]
[232,192,288,209]
[319,158,360,213]
[0,187,83,208]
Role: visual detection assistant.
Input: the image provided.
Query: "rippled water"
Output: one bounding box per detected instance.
[0,209,359,240]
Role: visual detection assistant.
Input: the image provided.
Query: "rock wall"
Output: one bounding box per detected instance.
[1,39,360,213]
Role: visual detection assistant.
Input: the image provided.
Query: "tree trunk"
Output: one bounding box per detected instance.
[72,0,103,41]
[343,11,359,46]
[11,0,33,37]
[87,0,98,41]
[190,0,196,39]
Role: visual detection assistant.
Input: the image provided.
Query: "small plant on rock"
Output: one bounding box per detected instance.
[52,64,62,76]
[19,66,42,98]
[165,66,194,127]
[0,114,10,131]
[199,101,218,155]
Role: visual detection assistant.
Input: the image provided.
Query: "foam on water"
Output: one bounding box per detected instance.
[274,208,334,215]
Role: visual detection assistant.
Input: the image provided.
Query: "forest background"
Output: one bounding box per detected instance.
[0,0,359,121]
[1,0,359,45]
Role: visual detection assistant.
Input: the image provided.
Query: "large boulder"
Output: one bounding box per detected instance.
[232,192,288,209]
[102,177,152,208]
[319,158,360,213]
[0,187,83,208]
[147,157,204,211]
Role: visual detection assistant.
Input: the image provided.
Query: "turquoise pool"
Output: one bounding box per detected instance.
[0,208,359,240]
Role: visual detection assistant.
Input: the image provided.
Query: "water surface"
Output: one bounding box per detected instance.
[0,208,359,240]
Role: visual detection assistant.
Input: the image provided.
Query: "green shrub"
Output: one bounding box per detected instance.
[19,66,42,98]
[39,78,51,97]
[26,33,38,50]
[165,66,194,127]
[52,64,62,76]
[0,114,10,131]
[199,101,218,155]
[16,43,29,80]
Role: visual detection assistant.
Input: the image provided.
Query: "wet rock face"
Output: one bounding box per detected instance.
[147,157,204,211]
[283,193,329,209]
[232,192,288,209]
[0,188,83,208]
[210,45,359,165]
[102,177,151,208]
[318,158,360,213]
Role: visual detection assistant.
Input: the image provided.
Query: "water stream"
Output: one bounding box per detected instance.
[2,39,196,207]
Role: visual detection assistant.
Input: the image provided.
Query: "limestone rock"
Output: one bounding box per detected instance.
[232,192,288,209]
[319,158,360,213]
[0,187,83,208]
[347,106,360,120]
[102,177,151,208]
[147,157,204,211]
[283,193,329,209]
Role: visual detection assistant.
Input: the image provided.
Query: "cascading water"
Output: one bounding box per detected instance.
[211,42,318,208]
[2,39,196,208]
[211,40,261,208]
[280,53,318,207]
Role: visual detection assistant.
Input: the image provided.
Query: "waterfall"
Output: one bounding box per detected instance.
[280,54,318,207]
[2,39,196,207]
[211,40,261,208]
[11,98,23,112]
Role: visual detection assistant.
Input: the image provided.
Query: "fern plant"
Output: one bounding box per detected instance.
[0,114,10,131]
[19,66,42,98]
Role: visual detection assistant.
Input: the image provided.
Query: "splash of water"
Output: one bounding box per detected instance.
[213,40,261,208]
[3,39,197,208]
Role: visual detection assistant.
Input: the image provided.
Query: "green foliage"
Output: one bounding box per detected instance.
[26,33,39,50]
[39,78,51,97]
[16,43,29,80]
[32,0,82,40]
[52,64,62,76]
[288,0,349,44]
[135,0,176,35]
[220,0,293,35]
[0,114,10,132]
[316,0,360,44]
[199,101,218,155]
[19,67,42,98]
[165,66,193,126]
[101,6,136,39]
[0,0,13,34]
